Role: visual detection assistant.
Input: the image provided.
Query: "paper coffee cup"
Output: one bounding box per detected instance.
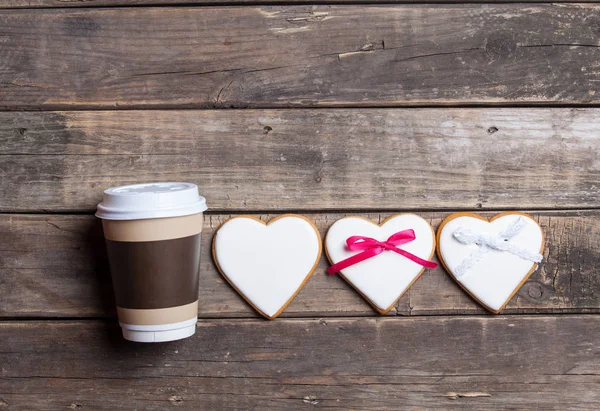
[96,182,207,343]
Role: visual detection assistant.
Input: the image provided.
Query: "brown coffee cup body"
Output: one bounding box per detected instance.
[102,213,203,326]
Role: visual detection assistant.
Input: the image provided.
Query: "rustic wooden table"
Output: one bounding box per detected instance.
[1,1,599,409]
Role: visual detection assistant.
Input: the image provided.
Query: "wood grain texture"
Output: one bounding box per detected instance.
[1,210,598,318]
[1,5,600,109]
[2,108,600,212]
[4,0,600,8]
[0,316,599,410]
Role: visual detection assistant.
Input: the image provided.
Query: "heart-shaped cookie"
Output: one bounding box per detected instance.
[436,212,544,314]
[212,215,322,319]
[325,214,436,314]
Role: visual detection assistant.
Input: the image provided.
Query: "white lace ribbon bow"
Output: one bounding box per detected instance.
[452,216,543,278]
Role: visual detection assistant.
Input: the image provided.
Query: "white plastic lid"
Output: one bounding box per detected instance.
[96,182,207,220]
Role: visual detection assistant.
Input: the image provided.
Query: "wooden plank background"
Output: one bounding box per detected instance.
[1,108,599,212]
[1,317,599,410]
[1,5,600,109]
[1,0,599,409]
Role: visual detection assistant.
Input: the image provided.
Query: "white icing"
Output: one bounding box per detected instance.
[325,214,435,312]
[438,214,543,312]
[213,216,321,318]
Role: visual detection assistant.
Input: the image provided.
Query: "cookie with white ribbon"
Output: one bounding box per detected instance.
[325,214,437,314]
[437,212,544,314]
[212,215,321,319]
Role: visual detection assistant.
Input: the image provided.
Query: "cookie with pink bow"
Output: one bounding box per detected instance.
[325,214,437,314]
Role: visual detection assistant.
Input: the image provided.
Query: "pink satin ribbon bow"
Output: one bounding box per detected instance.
[327,229,438,275]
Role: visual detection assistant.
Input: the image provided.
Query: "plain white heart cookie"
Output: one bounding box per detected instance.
[437,212,544,314]
[325,214,436,314]
[212,215,322,319]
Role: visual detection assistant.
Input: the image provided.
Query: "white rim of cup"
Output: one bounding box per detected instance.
[119,318,198,332]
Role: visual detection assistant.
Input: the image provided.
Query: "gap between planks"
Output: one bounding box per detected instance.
[5,102,600,112]
[1,312,600,323]
[1,207,600,215]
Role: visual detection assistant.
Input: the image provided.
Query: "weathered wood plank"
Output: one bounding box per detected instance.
[0,317,599,410]
[1,210,598,318]
[4,0,600,8]
[1,108,599,212]
[1,5,599,109]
